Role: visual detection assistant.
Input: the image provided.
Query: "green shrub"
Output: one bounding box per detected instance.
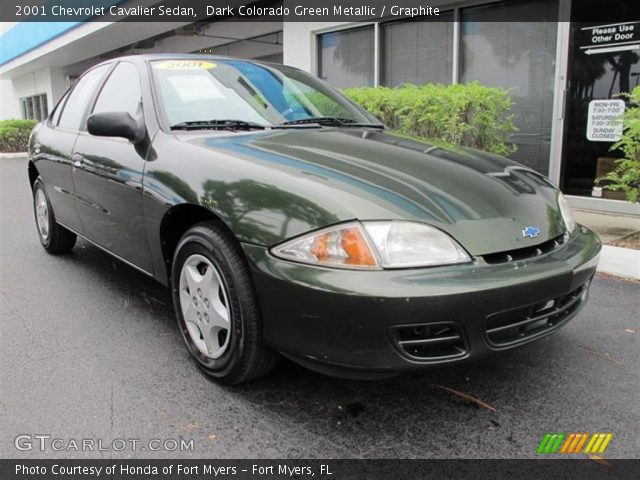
[598,87,640,203]
[343,82,518,156]
[0,119,38,153]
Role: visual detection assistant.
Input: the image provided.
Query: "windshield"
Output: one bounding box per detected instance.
[150,59,380,128]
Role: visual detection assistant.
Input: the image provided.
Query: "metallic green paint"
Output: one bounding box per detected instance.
[148,127,566,257]
[242,226,600,375]
[31,54,571,284]
[28,54,602,378]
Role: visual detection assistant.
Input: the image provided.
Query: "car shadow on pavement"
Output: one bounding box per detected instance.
[219,345,572,457]
[63,238,175,323]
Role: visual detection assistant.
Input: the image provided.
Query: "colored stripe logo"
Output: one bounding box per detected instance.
[537,433,612,455]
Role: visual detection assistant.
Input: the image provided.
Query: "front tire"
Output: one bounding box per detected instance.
[171,221,278,384]
[32,177,76,254]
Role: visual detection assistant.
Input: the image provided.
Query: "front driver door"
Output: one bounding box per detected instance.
[71,61,154,273]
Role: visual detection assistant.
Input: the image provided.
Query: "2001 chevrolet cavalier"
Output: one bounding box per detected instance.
[28,54,601,384]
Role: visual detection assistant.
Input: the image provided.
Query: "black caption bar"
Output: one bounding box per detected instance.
[4,0,640,22]
[2,460,640,480]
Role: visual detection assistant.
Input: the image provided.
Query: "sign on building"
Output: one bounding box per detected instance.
[579,21,640,55]
[586,99,625,142]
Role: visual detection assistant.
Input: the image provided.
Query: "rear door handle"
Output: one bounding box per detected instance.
[72,154,84,168]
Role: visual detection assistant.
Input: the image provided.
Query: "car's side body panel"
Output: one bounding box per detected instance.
[30,124,84,233]
[72,131,155,273]
[69,60,158,273]
[30,57,164,276]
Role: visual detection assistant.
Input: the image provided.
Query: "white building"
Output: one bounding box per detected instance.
[1,0,638,214]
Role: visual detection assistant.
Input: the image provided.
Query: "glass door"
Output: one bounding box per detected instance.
[561,2,640,199]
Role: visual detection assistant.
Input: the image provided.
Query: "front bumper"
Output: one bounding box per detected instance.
[242,226,601,378]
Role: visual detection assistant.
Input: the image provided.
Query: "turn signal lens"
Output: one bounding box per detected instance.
[341,228,377,266]
[272,223,379,269]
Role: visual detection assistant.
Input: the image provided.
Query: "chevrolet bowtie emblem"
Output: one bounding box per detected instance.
[522,226,541,239]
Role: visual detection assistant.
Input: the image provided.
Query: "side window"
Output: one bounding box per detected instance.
[93,62,141,117]
[58,64,110,130]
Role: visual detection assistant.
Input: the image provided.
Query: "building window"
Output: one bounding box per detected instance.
[460,0,558,174]
[318,26,374,88]
[20,94,48,121]
[316,0,559,176]
[381,14,454,87]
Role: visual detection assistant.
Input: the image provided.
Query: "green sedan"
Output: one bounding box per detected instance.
[28,54,601,383]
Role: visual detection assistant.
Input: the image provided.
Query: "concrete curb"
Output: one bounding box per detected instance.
[597,245,640,280]
[0,152,27,159]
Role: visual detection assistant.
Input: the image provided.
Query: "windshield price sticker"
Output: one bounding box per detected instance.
[586,99,625,142]
[154,61,216,70]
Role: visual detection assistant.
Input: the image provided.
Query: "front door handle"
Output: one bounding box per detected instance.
[72,154,84,168]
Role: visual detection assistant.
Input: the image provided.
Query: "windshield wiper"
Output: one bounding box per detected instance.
[170,119,268,131]
[170,117,385,131]
[280,117,384,128]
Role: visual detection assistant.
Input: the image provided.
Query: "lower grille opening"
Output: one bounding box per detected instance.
[485,283,588,347]
[389,322,467,361]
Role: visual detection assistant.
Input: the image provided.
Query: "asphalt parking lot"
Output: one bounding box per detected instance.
[1,156,639,459]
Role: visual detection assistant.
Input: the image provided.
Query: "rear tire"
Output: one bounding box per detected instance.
[32,177,76,254]
[171,221,278,384]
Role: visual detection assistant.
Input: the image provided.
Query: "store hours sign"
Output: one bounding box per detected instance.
[586,100,625,142]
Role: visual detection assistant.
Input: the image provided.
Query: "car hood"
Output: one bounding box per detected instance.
[178,128,566,256]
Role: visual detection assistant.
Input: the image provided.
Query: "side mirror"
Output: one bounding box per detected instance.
[87,111,144,143]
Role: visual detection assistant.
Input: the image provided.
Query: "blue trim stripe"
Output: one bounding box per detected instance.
[0,0,124,67]
[1,22,81,66]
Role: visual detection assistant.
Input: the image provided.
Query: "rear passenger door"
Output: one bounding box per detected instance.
[71,61,154,273]
[34,64,110,233]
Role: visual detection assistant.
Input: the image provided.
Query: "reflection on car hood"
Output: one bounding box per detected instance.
[178,128,566,255]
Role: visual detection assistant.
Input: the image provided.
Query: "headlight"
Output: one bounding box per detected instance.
[363,221,471,268]
[271,221,471,270]
[558,192,576,233]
